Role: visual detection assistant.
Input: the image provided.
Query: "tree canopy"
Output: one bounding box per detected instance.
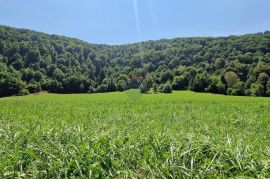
[0,25,270,97]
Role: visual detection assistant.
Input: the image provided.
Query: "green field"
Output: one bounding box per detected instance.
[0,90,270,178]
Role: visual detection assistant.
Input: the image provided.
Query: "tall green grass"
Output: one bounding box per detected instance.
[0,91,270,178]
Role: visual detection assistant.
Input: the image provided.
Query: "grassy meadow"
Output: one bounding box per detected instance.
[0,90,270,178]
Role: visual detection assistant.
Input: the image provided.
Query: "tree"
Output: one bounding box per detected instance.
[17,89,29,96]
[42,79,63,93]
[158,84,164,92]
[257,72,269,87]
[79,83,85,93]
[52,68,64,81]
[96,84,108,93]
[0,75,21,97]
[63,75,86,93]
[9,53,24,70]
[12,58,24,70]
[250,83,264,96]
[1,25,270,97]
[224,71,240,88]
[227,82,244,96]
[33,71,43,82]
[172,75,188,90]
[27,81,41,93]
[160,70,174,83]
[186,67,197,80]
[139,79,151,93]
[214,58,225,69]
[152,83,158,93]
[25,50,40,66]
[160,83,172,93]
[190,73,210,92]
[88,86,97,93]
[102,78,116,92]
[245,75,256,90]
[266,79,270,96]
[205,76,225,94]
[21,68,34,82]
[117,80,127,92]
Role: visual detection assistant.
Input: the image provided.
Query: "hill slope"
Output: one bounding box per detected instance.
[1,25,270,97]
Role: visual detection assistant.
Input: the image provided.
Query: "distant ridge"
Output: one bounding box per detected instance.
[0,25,270,97]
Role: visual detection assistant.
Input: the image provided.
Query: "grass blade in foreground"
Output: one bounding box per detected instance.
[0,91,270,178]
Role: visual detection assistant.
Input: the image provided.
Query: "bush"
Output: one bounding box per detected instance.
[250,83,264,96]
[160,70,174,83]
[0,75,21,97]
[42,79,63,93]
[158,84,164,91]
[160,83,172,93]
[88,86,97,93]
[266,79,270,96]
[205,76,226,94]
[117,80,127,92]
[226,82,244,96]
[96,84,108,93]
[224,71,240,88]
[152,83,158,93]
[190,73,210,92]
[27,82,41,93]
[17,89,29,96]
[139,79,151,93]
[139,84,148,93]
[172,75,188,90]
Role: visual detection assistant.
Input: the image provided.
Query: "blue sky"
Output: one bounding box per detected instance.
[0,0,270,45]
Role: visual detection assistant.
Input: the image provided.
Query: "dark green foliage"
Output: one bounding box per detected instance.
[0,74,21,97]
[25,49,40,66]
[206,76,226,94]
[21,68,34,82]
[152,83,158,93]
[227,82,244,96]
[266,79,270,96]
[42,79,63,93]
[0,64,23,97]
[1,25,270,97]
[250,83,264,96]
[27,81,41,93]
[190,73,210,92]
[97,84,108,93]
[172,75,188,90]
[160,83,172,93]
[88,86,97,93]
[52,68,64,81]
[33,71,43,82]
[63,75,86,93]
[102,78,117,92]
[214,58,225,69]
[17,88,29,96]
[139,79,152,93]
[139,80,150,93]
[257,72,269,87]
[160,70,174,83]
[116,80,127,92]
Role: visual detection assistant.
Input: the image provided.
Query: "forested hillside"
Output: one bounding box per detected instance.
[1,25,270,97]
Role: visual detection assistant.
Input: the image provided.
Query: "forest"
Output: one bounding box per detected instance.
[1,25,270,97]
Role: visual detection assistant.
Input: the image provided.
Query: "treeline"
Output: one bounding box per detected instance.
[1,25,270,97]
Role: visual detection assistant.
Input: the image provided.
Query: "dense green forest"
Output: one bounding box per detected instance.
[1,25,270,97]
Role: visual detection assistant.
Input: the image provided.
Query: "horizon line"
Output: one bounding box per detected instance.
[1,24,269,46]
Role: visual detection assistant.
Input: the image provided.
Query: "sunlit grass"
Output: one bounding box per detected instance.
[0,91,270,177]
